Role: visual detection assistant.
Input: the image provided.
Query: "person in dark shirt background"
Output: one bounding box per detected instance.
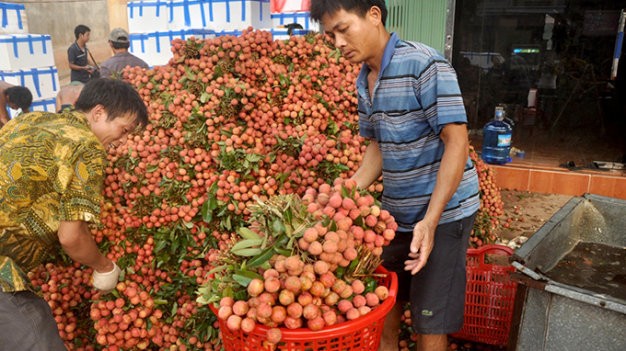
[67,24,96,83]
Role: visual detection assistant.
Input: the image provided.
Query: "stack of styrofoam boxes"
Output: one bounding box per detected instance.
[1,2,58,117]
[126,0,273,67]
[270,11,318,40]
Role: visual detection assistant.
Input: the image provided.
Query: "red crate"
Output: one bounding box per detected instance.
[451,244,518,347]
[211,266,397,351]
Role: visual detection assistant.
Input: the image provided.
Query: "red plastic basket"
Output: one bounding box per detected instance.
[451,244,518,347]
[211,266,397,351]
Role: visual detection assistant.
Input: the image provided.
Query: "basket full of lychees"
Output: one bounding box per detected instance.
[197,178,398,351]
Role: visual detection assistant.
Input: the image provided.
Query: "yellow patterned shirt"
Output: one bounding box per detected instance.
[0,111,106,292]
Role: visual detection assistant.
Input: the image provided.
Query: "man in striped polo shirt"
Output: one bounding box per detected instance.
[311,1,480,350]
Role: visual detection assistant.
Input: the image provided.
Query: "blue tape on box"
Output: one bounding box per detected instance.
[130,29,215,54]
[1,2,25,30]
[0,66,58,99]
[128,0,269,24]
[271,11,312,25]
[30,97,56,112]
[0,34,50,57]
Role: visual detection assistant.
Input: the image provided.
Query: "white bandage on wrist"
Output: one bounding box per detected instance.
[92,262,121,293]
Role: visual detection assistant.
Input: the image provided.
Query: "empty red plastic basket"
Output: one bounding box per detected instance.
[451,244,518,347]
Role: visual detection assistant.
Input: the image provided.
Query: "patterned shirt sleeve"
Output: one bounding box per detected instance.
[58,142,105,224]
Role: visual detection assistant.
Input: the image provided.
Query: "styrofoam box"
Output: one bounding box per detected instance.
[0,2,28,34]
[0,34,54,71]
[128,0,272,33]
[129,29,215,67]
[204,0,271,31]
[7,97,56,119]
[271,11,318,31]
[128,27,311,67]
[127,0,168,33]
[0,66,59,100]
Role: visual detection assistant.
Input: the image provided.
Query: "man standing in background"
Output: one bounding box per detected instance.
[67,24,96,83]
[100,28,149,79]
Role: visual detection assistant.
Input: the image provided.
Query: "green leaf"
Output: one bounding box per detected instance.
[201,201,213,223]
[354,216,364,227]
[287,236,295,250]
[348,258,359,272]
[232,274,252,287]
[206,264,229,276]
[234,269,264,280]
[284,208,293,225]
[335,266,346,279]
[328,220,337,232]
[247,247,275,268]
[146,164,159,173]
[231,247,263,256]
[154,240,168,254]
[208,195,218,211]
[171,302,179,316]
[223,215,232,231]
[272,218,286,235]
[230,239,263,252]
[196,295,210,305]
[274,247,292,257]
[200,92,211,103]
[237,227,261,240]
[275,234,289,248]
[365,277,377,293]
[327,118,339,136]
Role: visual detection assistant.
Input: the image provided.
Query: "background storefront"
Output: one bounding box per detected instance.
[449,0,626,164]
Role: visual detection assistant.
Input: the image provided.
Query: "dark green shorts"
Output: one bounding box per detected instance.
[381,213,476,334]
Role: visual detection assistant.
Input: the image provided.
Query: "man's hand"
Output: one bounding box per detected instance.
[92,262,121,293]
[404,220,436,275]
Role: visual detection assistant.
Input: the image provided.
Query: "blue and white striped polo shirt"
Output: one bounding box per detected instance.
[357,33,480,231]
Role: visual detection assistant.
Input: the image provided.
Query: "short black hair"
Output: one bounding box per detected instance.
[5,86,33,110]
[111,41,130,50]
[74,24,91,39]
[310,0,387,26]
[74,78,149,129]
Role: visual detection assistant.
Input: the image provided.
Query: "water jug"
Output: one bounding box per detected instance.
[481,105,513,164]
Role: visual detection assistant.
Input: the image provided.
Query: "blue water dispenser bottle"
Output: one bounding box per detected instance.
[481,105,513,164]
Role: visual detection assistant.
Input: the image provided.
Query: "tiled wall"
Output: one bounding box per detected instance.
[492,165,626,200]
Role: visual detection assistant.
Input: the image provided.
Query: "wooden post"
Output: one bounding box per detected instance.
[107,0,129,31]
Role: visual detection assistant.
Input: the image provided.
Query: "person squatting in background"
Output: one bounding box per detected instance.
[0,81,32,127]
